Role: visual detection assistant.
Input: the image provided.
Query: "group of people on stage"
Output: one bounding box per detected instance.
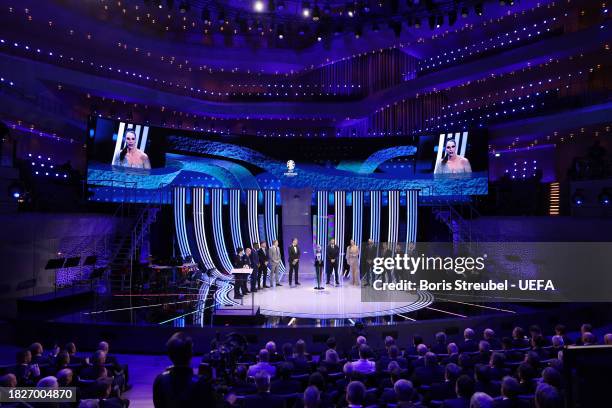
[232,240,283,300]
[233,237,408,298]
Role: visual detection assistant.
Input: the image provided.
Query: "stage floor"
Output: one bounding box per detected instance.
[235,279,434,319]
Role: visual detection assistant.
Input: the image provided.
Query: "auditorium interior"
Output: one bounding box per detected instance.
[0,0,611,407]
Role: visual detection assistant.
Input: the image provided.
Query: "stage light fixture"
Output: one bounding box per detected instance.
[302,1,311,17]
[599,189,611,205]
[414,18,421,28]
[178,1,189,13]
[475,3,483,16]
[8,182,24,200]
[354,24,363,38]
[436,15,443,28]
[572,190,585,206]
[461,7,468,17]
[254,0,265,12]
[346,3,355,18]
[277,24,285,39]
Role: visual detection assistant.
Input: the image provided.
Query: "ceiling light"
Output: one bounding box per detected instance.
[254,0,265,12]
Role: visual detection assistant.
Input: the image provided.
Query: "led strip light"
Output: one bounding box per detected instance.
[352,190,364,247]
[316,191,328,271]
[247,190,260,247]
[229,189,244,253]
[370,191,381,242]
[334,191,346,273]
[264,190,286,277]
[192,187,216,270]
[406,190,419,246]
[387,190,400,245]
[173,186,191,259]
[211,189,233,273]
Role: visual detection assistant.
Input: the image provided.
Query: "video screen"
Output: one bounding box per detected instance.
[87,118,488,200]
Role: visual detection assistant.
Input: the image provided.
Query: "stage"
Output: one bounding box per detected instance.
[217,276,434,320]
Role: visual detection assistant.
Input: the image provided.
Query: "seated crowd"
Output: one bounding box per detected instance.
[152,323,612,408]
[0,341,130,407]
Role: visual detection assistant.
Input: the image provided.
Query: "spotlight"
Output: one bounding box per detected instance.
[436,15,443,28]
[461,6,468,17]
[354,24,363,38]
[253,0,265,12]
[8,182,24,200]
[599,189,611,205]
[346,2,355,17]
[474,3,483,16]
[572,190,585,206]
[302,1,311,17]
[277,24,285,39]
[178,1,189,13]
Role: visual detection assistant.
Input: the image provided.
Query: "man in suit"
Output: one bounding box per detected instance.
[232,248,249,299]
[441,374,474,408]
[460,328,479,353]
[363,239,377,287]
[326,238,340,285]
[493,376,530,408]
[269,240,282,287]
[248,246,259,292]
[288,238,301,286]
[258,241,270,289]
[243,371,284,408]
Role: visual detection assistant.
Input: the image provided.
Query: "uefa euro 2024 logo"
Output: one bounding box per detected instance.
[285,160,297,177]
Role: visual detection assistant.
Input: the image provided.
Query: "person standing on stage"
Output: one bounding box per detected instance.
[364,239,377,287]
[288,238,301,286]
[314,245,324,290]
[258,241,270,289]
[232,248,249,299]
[247,247,258,293]
[269,240,282,288]
[326,238,340,286]
[346,240,360,286]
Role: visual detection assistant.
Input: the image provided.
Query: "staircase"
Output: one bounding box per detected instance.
[433,201,484,244]
[107,204,160,292]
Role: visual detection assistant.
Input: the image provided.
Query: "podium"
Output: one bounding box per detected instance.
[231,268,254,312]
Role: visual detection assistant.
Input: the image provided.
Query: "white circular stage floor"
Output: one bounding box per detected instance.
[243,280,434,319]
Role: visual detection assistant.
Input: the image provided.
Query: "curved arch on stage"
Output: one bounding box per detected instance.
[173,187,192,259]
[388,190,400,245]
[264,190,286,277]
[334,191,346,273]
[211,189,233,273]
[369,191,381,243]
[229,189,245,254]
[406,190,419,248]
[192,187,216,271]
[247,190,260,248]
[358,146,418,174]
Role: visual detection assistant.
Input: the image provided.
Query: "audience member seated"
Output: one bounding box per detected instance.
[483,329,502,351]
[461,329,479,353]
[580,331,597,346]
[153,332,216,408]
[350,336,367,360]
[377,344,407,372]
[604,333,612,345]
[511,328,529,349]
[57,368,74,387]
[0,373,17,388]
[444,343,460,365]
[534,383,563,408]
[470,392,494,408]
[474,365,499,398]
[412,344,429,368]
[442,374,475,408]
[29,343,51,366]
[247,349,277,378]
[553,324,572,346]
[432,332,448,355]
[475,341,491,365]
[230,365,257,395]
[574,323,592,346]
[321,349,342,373]
[517,363,537,395]
[265,341,283,363]
[81,350,109,381]
[293,339,311,372]
[335,363,354,396]
[406,335,424,356]
[65,342,85,366]
[270,363,301,394]
[395,379,418,408]
[54,351,70,374]
[306,372,333,408]
[242,371,284,408]
[93,377,128,408]
[488,353,509,381]
[379,366,404,403]
[15,349,40,386]
[426,363,462,404]
[411,352,444,386]
[345,380,366,408]
[304,385,321,408]
[351,345,375,375]
[36,375,58,388]
[458,353,475,378]
[493,376,529,408]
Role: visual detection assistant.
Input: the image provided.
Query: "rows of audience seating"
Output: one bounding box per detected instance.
[0,341,129,407]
